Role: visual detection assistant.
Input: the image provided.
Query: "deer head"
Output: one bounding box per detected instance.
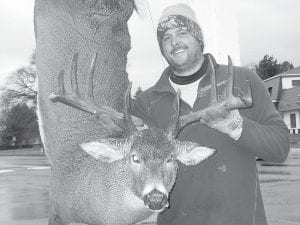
[49,53,252,211]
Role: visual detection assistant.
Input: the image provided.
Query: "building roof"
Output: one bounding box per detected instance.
[264,66,300,82]
[278,85,300,112]
[280,66,300,75]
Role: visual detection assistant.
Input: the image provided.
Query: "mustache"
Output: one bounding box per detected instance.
[171,45,188,54]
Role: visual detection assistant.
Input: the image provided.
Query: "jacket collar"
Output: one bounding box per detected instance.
[151,53,218,94]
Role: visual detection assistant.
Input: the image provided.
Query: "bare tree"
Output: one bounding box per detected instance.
[0,52,39,146]
[0,52,37,108]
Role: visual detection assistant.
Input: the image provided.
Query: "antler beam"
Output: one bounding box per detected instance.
[178,55,253,130]
[48,53,130,131]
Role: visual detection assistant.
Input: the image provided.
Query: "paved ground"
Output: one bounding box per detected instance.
[258,148,300,225]
[0,148,299,225]
[0,151,50,225]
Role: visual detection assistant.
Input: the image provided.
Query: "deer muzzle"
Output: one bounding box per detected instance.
[143,189,169,211]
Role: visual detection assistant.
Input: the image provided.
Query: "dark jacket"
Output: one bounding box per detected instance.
[132,55,290,225]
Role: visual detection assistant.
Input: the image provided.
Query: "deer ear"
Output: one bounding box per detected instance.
[176,141,216,166]
[80,139,128,163]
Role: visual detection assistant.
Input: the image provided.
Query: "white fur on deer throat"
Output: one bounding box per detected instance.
[142,182,167,197]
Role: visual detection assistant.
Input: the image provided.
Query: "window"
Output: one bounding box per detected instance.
[268,87,273,95]
[292,80,300,87]
[290,113,296,128]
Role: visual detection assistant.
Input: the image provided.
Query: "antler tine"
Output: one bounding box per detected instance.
[178,55,253,130]
[167,89,181,139]
[208,55,218,105]
[223,55,253,111]
[71,53,80,96]
[124,82,132,116]
[123,82,138,135]
[58,70,66,95]
[244,81,253,106]
[86,52,98,102]
[226,55,234,98]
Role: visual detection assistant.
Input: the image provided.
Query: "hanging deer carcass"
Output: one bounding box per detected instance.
[34,1,149,223]
[45,53,252,225]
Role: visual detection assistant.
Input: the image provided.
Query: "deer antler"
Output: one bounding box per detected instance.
[123,82,139,135]
[169,55,253,136]
[49,53,141,133]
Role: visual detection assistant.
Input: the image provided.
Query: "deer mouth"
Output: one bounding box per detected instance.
[143,189,169,212]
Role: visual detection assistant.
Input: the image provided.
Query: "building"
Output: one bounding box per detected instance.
[264,67,300,134]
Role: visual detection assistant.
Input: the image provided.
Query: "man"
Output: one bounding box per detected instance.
[132,3,290,225]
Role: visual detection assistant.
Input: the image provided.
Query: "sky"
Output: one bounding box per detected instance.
[0,0,300,89]
[0,0,35,85]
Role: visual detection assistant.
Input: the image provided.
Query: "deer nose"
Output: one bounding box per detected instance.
[143,189,168,211]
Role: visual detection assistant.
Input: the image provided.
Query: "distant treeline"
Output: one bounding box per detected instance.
[0,144,42,151]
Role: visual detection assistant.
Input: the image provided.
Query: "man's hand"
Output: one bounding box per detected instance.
[200,108,243,141]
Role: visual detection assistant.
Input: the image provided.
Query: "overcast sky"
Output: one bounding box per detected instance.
[0,0,300,87]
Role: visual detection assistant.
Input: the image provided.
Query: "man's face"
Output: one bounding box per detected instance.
[161,27,203,75]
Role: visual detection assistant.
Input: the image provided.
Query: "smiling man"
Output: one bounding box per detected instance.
[132,3,290,225]
[159,24,203,76]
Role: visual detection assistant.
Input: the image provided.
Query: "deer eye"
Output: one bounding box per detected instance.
[167,155,174,163]
[132,155,141,163]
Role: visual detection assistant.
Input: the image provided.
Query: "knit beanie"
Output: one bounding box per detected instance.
[157,4,204,49]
